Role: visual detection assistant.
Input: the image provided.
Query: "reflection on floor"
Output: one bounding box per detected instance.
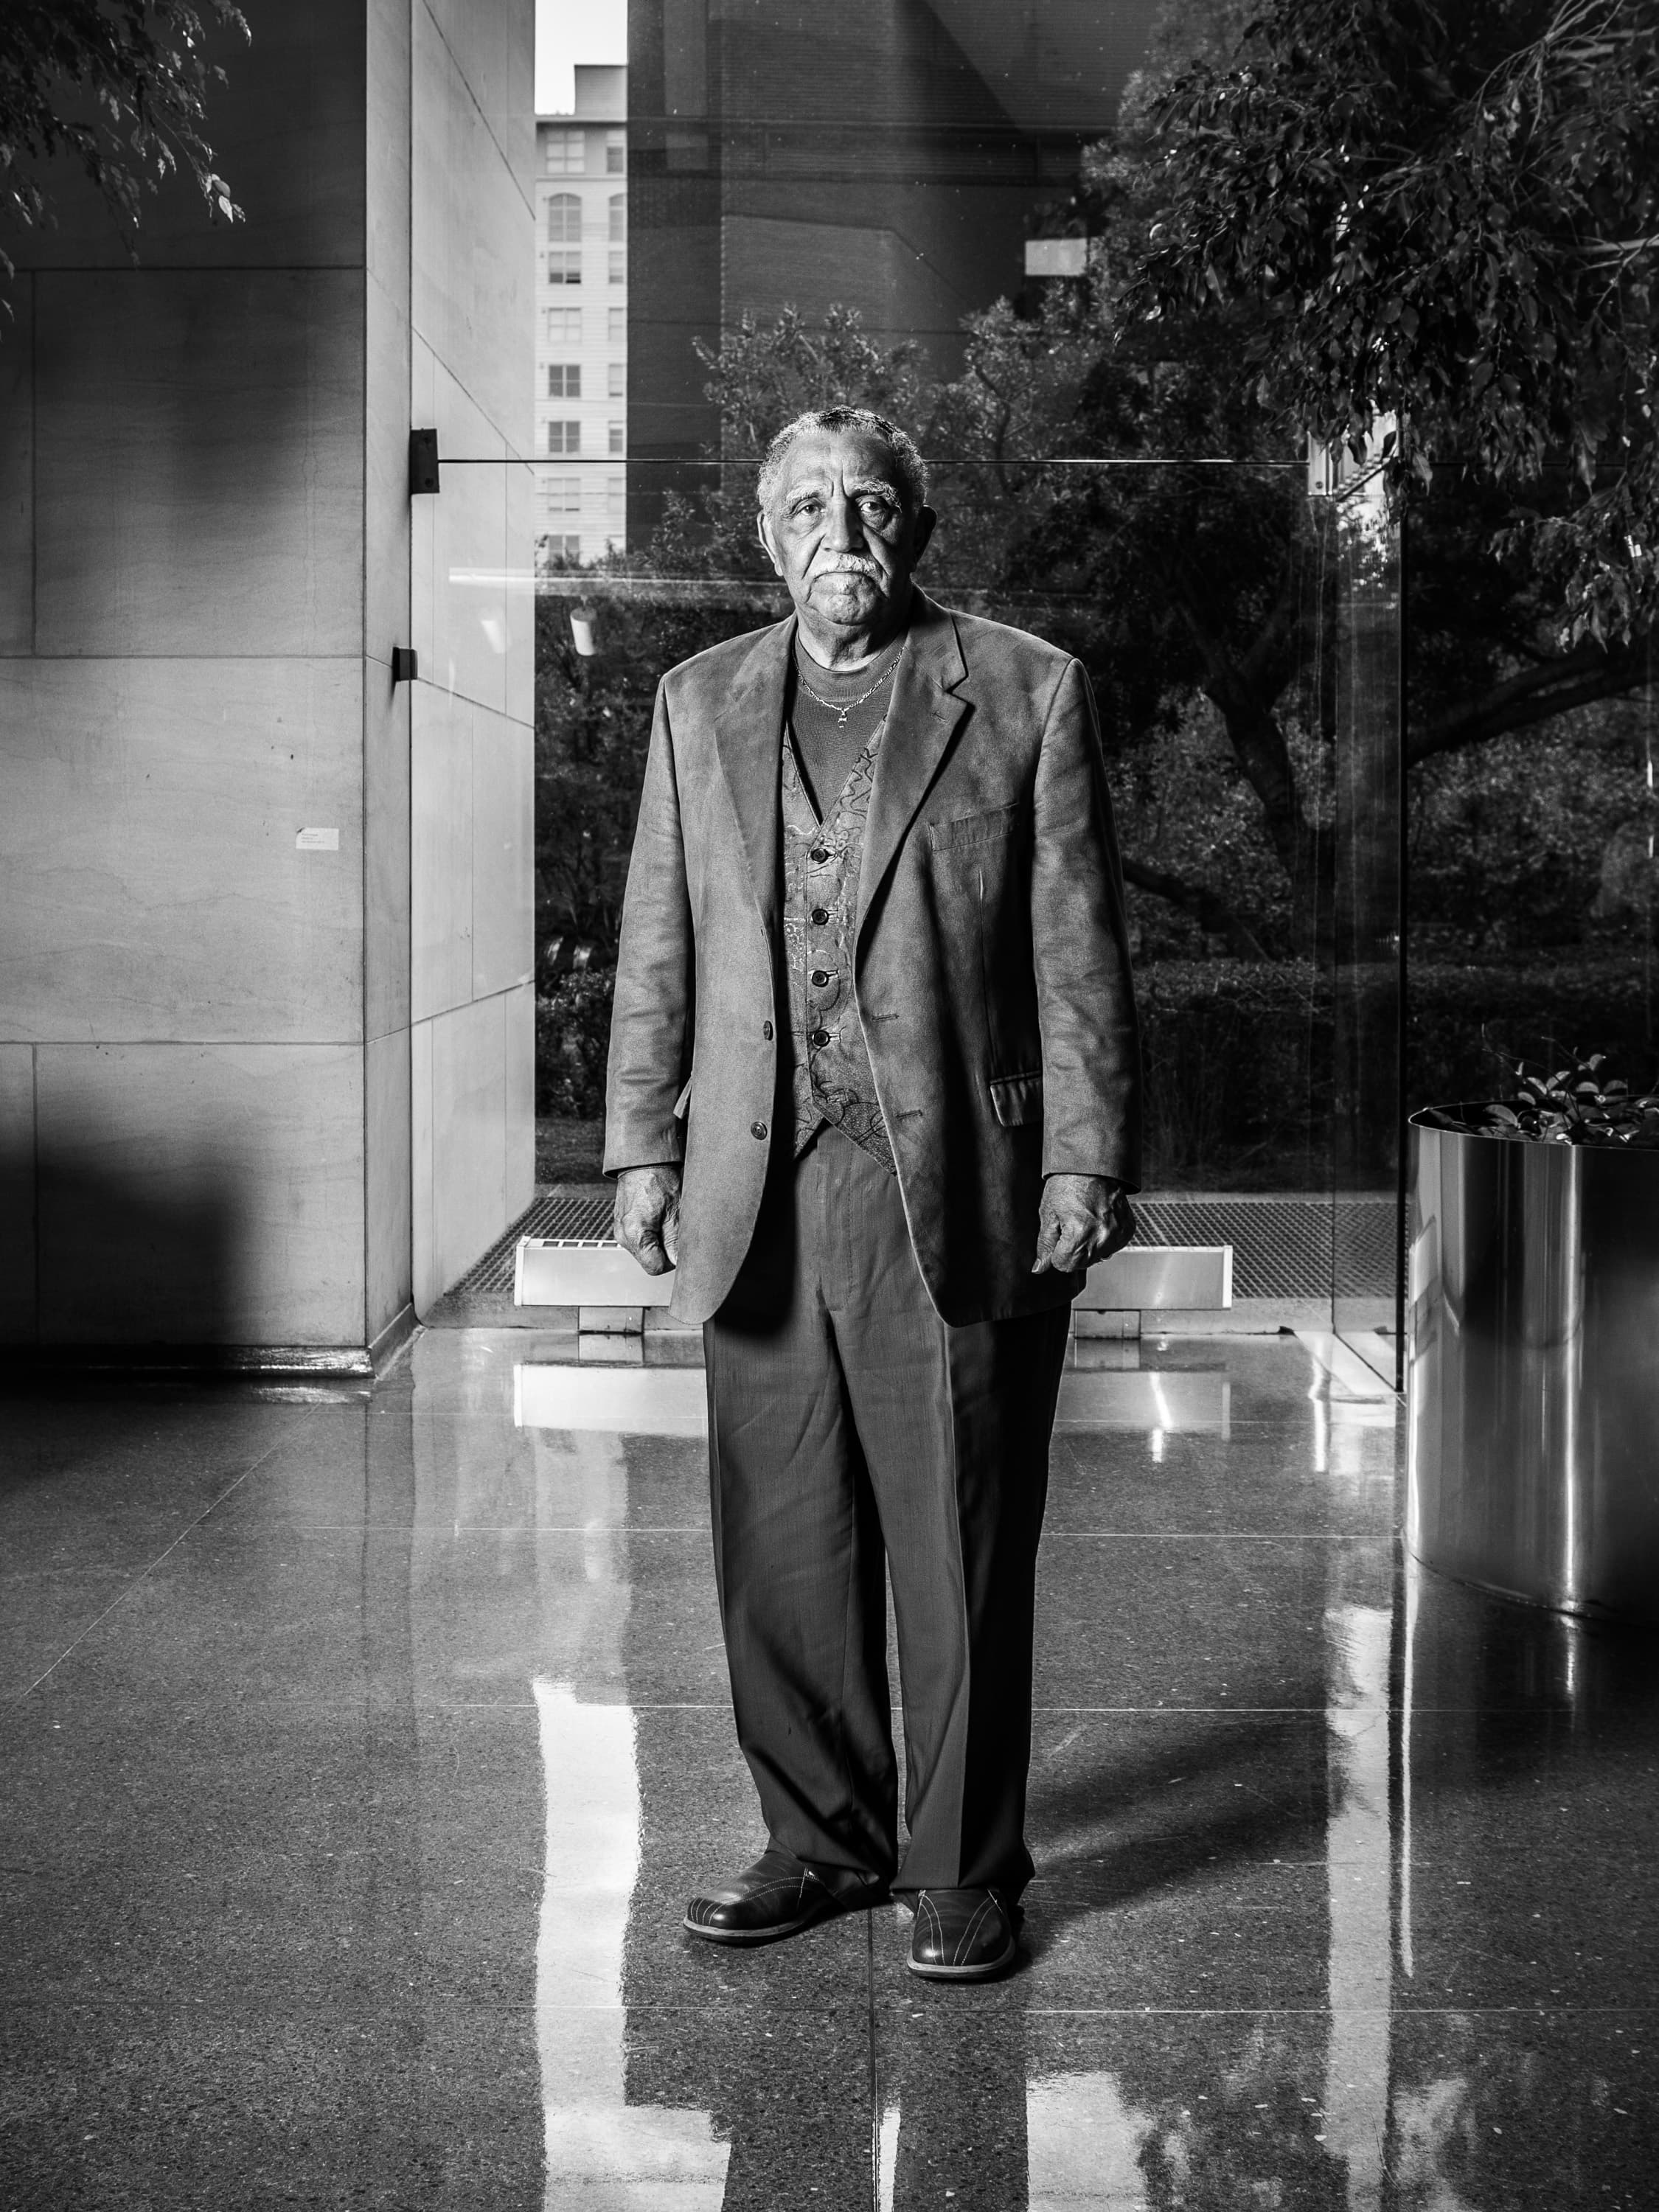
[4,1329,1655,2209]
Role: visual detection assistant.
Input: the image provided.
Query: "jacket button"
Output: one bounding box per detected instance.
[810,906,830,925]
[762,1020,773,1040]
[809,1027,830,1048]
[751,1120,768,1140]
[810,846,830,864]
[810,970,830,987]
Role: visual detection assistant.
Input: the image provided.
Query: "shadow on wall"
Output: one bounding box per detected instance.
[1,1141,248,1356]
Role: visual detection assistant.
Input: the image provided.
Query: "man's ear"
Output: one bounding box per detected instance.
[756,508,785,578]
[909,504,939,566]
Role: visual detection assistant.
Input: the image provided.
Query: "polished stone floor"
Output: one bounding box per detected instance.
[3,1328,1657,2210]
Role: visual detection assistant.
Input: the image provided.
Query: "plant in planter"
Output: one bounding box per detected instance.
[1408,1050,1659,1624]
[1419,1054,1659,1149]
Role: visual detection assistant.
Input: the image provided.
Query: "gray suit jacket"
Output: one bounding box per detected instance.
[604,590,1141,1325]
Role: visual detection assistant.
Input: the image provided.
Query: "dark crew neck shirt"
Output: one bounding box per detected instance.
[785,633,903,817]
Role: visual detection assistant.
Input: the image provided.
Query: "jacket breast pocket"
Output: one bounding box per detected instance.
[989,1072,1043,1127]
[928,804,1024,855]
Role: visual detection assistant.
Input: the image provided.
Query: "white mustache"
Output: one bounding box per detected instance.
[811,554,883,581]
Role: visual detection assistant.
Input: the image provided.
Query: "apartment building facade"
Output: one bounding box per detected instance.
[535,64,627,566]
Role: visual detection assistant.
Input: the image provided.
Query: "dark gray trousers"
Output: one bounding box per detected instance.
[703,1124,1070,1897]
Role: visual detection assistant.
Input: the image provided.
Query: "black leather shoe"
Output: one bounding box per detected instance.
[684,1847,887,1946]
[908,1888,1020,1980]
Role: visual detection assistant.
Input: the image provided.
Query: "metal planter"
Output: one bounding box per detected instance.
[1408,1112,1659,1622]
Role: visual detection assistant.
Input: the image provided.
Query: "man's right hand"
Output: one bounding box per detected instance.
[613,1164,682,1276]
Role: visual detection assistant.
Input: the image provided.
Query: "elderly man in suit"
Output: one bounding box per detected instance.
[605,406,1140,1980]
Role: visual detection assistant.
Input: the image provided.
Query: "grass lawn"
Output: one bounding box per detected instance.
[536,1116,605,1187]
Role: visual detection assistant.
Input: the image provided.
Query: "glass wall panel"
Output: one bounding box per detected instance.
[1326,467,1405,1370]
[526,0,1411,1332]
[1403,486,1659,1201]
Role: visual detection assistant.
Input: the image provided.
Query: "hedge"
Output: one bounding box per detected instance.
[536,957,1658,1186]
[1405,960,1659,1103]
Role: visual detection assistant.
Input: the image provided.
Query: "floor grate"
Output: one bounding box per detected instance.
[1133,1194,1397,1300]
[450,1189,616,1296]
[450,1186,1397,1304]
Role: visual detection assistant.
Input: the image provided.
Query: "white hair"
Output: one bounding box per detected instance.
[756,406,928,513]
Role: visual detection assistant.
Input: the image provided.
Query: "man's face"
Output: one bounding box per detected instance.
[757,428,935,637]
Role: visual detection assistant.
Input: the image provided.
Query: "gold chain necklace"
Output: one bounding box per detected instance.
[797,654,898,729]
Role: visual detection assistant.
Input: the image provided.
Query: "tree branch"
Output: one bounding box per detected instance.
[1121,855,1270,959]
[1411,633,1653,762]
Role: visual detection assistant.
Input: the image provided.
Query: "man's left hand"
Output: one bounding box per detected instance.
[1031,1174,1136,1276]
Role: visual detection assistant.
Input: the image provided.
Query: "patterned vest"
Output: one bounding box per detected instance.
[779,720,895,1172]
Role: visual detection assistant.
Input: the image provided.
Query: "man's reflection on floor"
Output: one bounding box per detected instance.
[884,2003,1032,2211]
[520,1408,1659,2210]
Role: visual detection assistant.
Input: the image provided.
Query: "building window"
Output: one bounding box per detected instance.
[608,251,625,285]
[608,421,625,455]
[548,421,582,455]
[540,477,582,519]
[545,129,584,175]
[548,364,581,398]
[540,532,582,561]
[605,128,625,175]
[608,195,626,243]
[545,307,581,347]
[548,193,581,243]
[607,361,625,399]
[548,251,581,285]
[606,476,625,518]
[608,307,625,347]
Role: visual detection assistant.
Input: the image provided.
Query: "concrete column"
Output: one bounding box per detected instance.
[0,0,535,1366]
[408,1,538,1319]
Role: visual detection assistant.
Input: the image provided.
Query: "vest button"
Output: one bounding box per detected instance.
[809,1027,830,1048]
[810,970,830,987]
[810,906,830,925]
[751,1120,768,1140]
[762,1020,773,1040]
[810,846,830,864]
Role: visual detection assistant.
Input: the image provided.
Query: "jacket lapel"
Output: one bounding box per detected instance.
[855,592,969,952]
[712,615,793,930]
